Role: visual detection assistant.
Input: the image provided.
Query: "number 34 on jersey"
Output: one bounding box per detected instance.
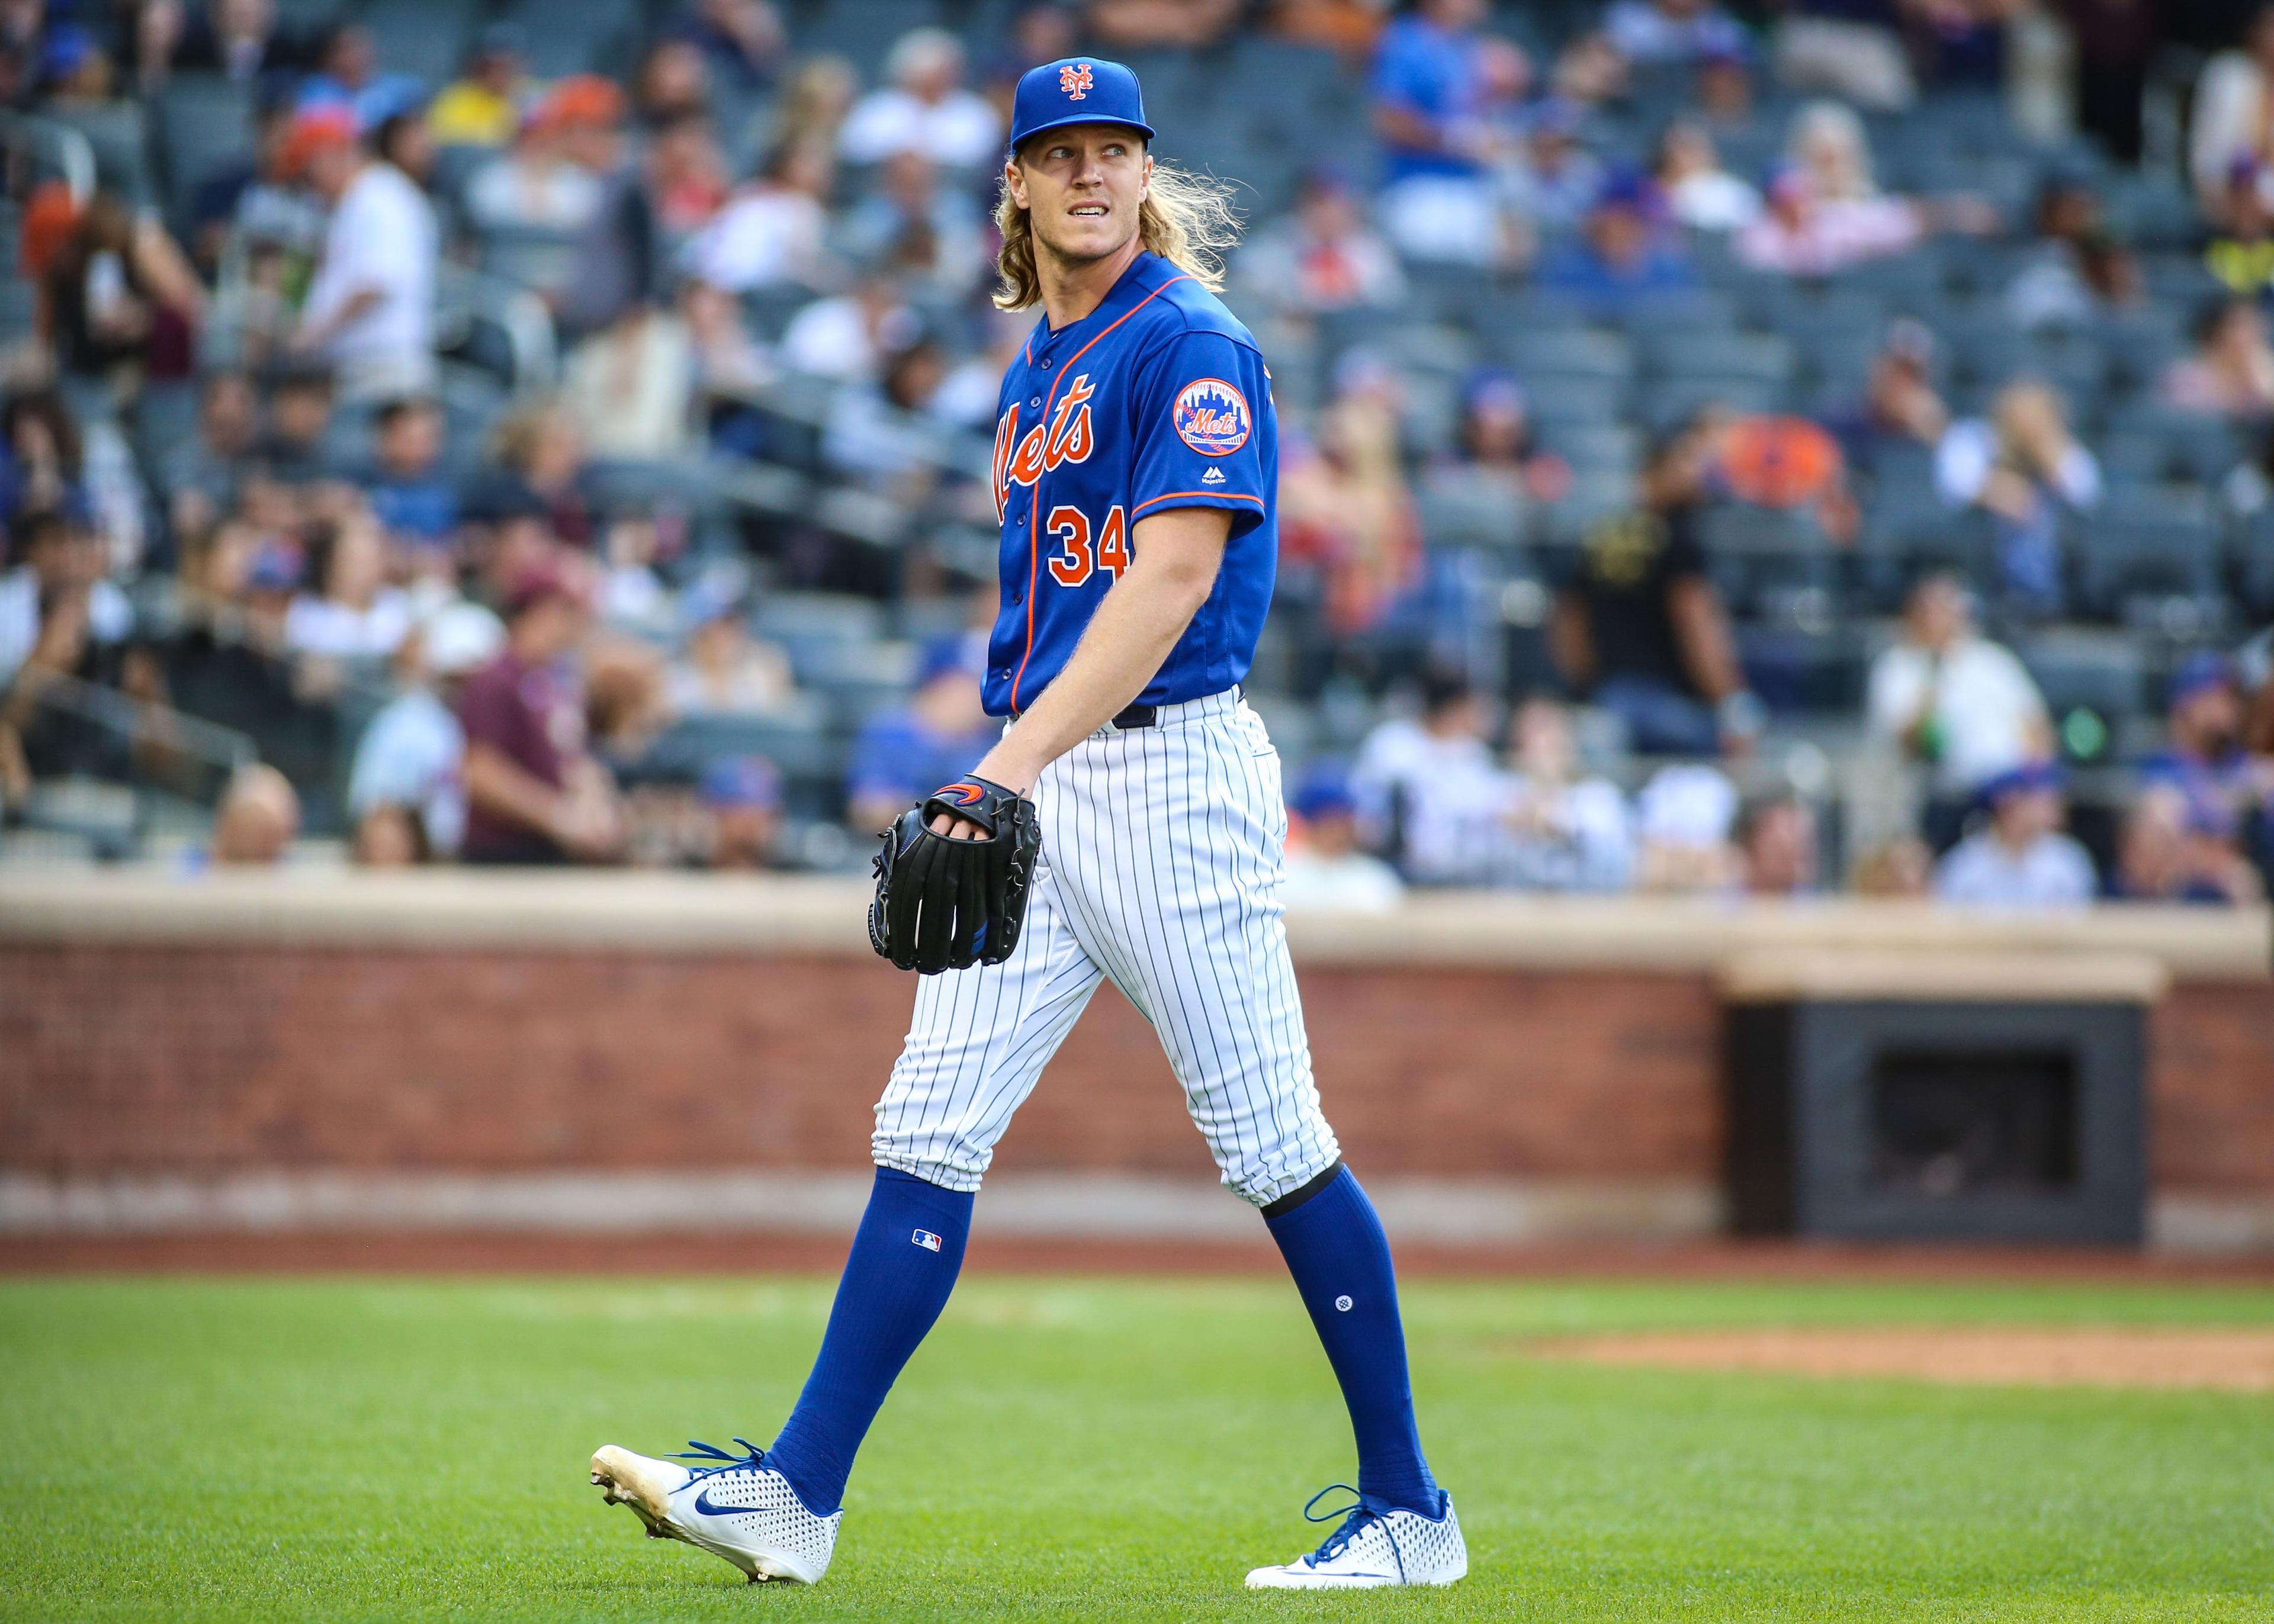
[993,371,1127,589]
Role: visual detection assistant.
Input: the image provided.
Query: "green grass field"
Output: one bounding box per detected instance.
[4,1273,2272,1622]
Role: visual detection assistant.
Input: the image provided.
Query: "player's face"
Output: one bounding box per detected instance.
[1007,125,1150,268]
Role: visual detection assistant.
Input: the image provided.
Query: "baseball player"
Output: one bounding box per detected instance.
[590,56,1465,1592]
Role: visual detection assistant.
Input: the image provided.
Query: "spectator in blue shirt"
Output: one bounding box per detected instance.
[1536,170,1698,314]
[362,396,458,547]
[2136,652,2266,848]
[1370,0,1527,266]
[845,633,995,834]
[1371,0,1489,184]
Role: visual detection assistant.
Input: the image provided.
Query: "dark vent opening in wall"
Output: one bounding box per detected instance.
[1868,1049,2080,1198]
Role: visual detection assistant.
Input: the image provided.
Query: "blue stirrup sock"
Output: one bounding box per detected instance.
[765,1166,972,1516]
[1263,1162,1442,1517]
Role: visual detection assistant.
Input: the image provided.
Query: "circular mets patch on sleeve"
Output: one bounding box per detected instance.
[1172,378,1252,456]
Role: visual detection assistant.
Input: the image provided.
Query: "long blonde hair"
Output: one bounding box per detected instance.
[993,155,1241,311]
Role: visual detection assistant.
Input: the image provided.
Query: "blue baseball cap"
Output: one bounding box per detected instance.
[699,755,782,811]
[916,633,983,687]
[1978,760,2065,810]
[1008,57,1154,153]
[2169,650,2237,708]
[1290,763,1357,822]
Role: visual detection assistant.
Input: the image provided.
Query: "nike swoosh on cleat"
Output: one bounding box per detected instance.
[690,1488,747,1518]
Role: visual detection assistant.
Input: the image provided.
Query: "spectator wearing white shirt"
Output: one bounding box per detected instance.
[683,142,833,293]
[1498,696,1632,891]
[1234,166,1409,318]
[463,76,623,235]
[836,150,990,297]
[838,28,1003,169]
[1283,764,1405,912]
[1350,670,1509,885]
[1634,760,1741,892]
[0,511,132,690]
[294,107,438,402]
[1654,119,1757,233]
[1935,381,2100,614]
[823,337,964,500]
[284,509,412,659]
[348,600,503,860]
[1933,763,2098,908]
[1867,573,2053,799]
[1604,0,1748,67]
[664,581,795,717]
[780,274,919,381]
[2191,5,2274,224]
[1736,164,1919,276]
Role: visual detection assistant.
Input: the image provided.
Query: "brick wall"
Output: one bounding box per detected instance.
[4,944,2267,1195]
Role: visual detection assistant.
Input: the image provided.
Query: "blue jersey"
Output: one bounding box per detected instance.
[984,250,1277,717]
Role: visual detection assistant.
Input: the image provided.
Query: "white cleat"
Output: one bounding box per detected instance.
[589,1438,841,1584]
[1245,1487,1466,1590]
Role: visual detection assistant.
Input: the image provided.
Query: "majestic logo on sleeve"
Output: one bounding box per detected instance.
[993,374,1097,519]
[1060,62,1093,98]
[1172,378,1251,456]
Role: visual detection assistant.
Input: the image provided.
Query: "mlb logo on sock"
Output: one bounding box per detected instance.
[911,1229,943,1252]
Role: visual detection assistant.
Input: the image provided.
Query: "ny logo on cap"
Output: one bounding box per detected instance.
[1060,62,1093,98]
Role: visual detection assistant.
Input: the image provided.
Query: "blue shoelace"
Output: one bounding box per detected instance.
[670,1438,769,1482]
[1302,1484,1396,1572]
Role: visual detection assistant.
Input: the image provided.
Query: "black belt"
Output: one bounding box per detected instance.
[1008,700,1156,728]
[1010,687,1236,729]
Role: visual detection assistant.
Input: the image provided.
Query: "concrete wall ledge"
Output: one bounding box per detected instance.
[3,1170,2266,1255]
[2,870,2266,982]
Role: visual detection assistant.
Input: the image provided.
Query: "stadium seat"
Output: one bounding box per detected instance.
[155,76,255,222]
[49,103,150,207]
[2073,488,2222,618]
[1861,439,1941,506]
[1400,262,1492,329]
[2103,401,2244,486]
[2235,509,2274,616]
[1697,503,1836,618]
[1416,466,1528,553]
[0,279,37,342]
[1536,422,1639,475]
[2099,308,2187,395]
[1475,288,1590,342]
[754,591,887,652]
[1521,375,1624,427]
[789,0,943,74]
[2103,173,2202,250]
[641,703,843,811]
[1498,327,1633,384]
[496,0,631,78]
[1640,330,1794,388]
[1636,376,1785,432]
[355,0,474,89]
[2140,251,2224,309]
[475,224,585,298]
[2016,631,2148,726]
[1827,253,1944,312]
[1537,468,1636,545]
[1610,290,1742,345]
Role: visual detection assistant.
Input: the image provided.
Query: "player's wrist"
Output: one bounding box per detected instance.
[969,750,1036,797]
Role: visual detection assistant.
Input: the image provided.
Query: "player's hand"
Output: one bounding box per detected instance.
[929,755,1033,837]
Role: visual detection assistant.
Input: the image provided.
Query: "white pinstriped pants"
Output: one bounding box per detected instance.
[871,689,1342,1208]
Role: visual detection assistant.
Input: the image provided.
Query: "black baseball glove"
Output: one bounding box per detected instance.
[868,775,1042,975]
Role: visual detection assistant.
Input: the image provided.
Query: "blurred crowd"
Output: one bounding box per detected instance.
[0,0,2269,908]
